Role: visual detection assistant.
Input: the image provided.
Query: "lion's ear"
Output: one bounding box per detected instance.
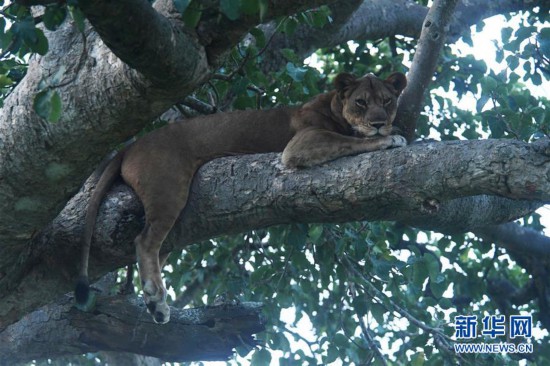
[385,72,407,96]
[333,73,357,97]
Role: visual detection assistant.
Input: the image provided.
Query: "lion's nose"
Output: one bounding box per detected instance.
[370,121,386,128]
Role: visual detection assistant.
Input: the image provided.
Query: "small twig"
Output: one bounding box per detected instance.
[173,264,223,308]
[182,95,216,114]
[280,325,317,356]
[276,246,294,290]
[389,35,398,57]
[359,317,388,366]
[0,3,16,21]
[213,50,252,82]
[213,17,286,82]
[0,39,16,61]
[174,103,193,118]
[206,81,220,108]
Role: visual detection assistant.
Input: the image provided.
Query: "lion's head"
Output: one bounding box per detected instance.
[332,72,407,137]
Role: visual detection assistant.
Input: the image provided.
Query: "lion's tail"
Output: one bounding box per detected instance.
[75,151,124,307]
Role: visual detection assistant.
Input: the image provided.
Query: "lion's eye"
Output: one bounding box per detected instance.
[355,99,367,108]
[383,97,392,106]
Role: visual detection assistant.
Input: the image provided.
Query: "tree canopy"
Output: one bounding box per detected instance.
[0,0,549,365]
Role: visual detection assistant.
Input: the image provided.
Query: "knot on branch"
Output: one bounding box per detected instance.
[421,198,441,214]
[531,138,550,157]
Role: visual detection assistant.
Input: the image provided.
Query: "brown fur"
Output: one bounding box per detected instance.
[76,72,407,323]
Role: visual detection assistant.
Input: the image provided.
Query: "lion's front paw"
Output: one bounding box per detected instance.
[390,135,407,148]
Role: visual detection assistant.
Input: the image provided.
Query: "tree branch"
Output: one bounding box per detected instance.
[474,221,550,329]
[474,222,550,257]
[259,0,542,73]
[1,138,547,327]
[394,0,458,142]
[77,0,210,87]
[0,294,264,364]
[194,0,343,65]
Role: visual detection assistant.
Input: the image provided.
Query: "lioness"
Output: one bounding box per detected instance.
[76,72,407,324]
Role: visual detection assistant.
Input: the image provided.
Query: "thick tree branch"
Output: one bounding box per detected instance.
[78,0,209,87]
[475,222,550,257]
[474,221,550,329]
[195,0,345,64]
[260,0,542,73]
[394,0,458,142]
[1,138,547,327]
[0,293,264,364]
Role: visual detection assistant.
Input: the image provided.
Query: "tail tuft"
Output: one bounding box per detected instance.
[75,276,90,306]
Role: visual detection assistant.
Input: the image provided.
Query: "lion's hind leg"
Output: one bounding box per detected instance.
[131,177,192,324]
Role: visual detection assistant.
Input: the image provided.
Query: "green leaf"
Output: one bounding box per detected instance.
[531,73,542,86]
[49,90,62,123]
[259,0,269,21]
[324,345,339,364]
[182,1,202,28]
[0,74,13,88]
[283,17,298,36]
[12,19,48,55]
[33,89,62,123]
[308,225,323,244]
[481,76,497,92]
[287,224,307,250]
[69,6,86,33]
[476,95,489,113]
[286,62,307,82]
[220,0,241,21]
[487,116,505,138]
[411,351,425,366]
[501,27,513,43]
[514,25,536,42]
[412,258,429,288]
[280,48,298,63]
[241,0,259,15]
[370,302,386,325]
[43,5,67,31]
[173,0,191,14]
[333,333,348,348]
[32,28,49,55]
[425,254,440,283]
[539,28,550,60]
[506,55,519,70]
[352,295,369,317]
[430,276,447,298]
[249,27,265,49]
[251,348,271,365]
[34,89,50,120]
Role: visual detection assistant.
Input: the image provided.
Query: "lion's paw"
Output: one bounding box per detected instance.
[143,279,171,324]
[390,135,407,148]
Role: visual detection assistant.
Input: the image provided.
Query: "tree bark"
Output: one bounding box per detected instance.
[1,137,547,327]
[0,293,264,364]
[395,0,458,141]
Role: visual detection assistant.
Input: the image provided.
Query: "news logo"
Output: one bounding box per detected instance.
[452,314,533,355]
